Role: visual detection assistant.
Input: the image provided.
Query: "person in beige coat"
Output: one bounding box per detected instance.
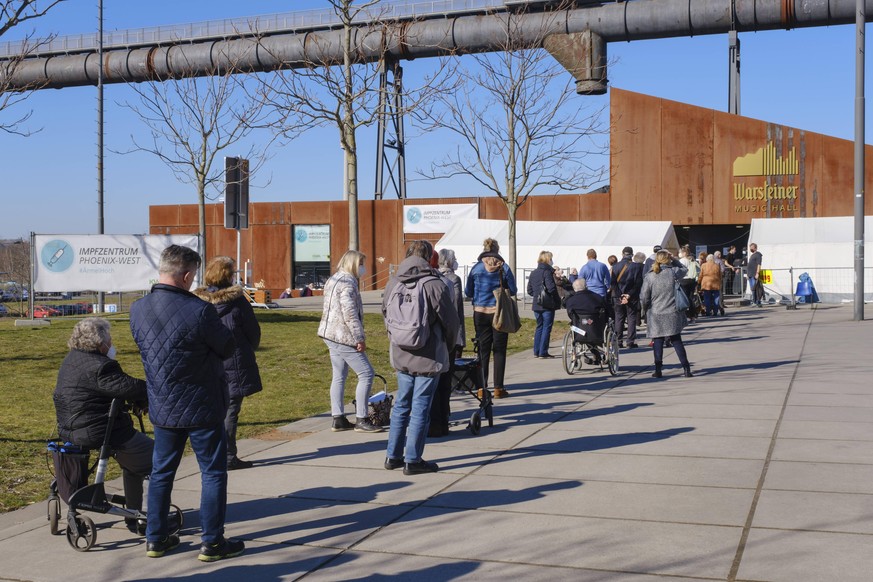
[318,250,383,433]
[698,254,723,317]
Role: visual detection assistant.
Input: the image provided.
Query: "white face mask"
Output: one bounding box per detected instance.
[358,265,366,277]
[106,345,117,360]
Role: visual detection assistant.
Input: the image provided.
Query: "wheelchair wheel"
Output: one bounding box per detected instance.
[562,331,577,375]
[66,514,96,552]
[605,325,620,376]
[169,504,184,534]
[48,497,61,535]
[468,411,482,435]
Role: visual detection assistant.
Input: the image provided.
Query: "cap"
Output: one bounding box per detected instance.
[622,246,633,256]
[653,245,662,252]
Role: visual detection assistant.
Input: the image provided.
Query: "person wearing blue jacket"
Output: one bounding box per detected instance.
[464,238,517,399]
[130,245,244,562]
[578,248,611,298]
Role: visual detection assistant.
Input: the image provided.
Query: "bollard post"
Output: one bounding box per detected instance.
[787,267,797,310]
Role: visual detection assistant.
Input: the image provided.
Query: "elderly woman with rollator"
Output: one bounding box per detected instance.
[641,250,694,378]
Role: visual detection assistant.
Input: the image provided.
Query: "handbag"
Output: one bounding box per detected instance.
[493,269,521,333]
[674,278,690,312]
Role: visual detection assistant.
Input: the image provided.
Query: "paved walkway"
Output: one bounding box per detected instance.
[1,303,872,581]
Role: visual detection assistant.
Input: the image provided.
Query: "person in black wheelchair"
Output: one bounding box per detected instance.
[563,279,608,364]
[53,318,153,535]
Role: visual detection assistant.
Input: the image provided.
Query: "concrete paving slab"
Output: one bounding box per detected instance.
[735,528,873,582]
[301,550,702,582]
[569,401,784,420]
[356,506,740,579]
[786,393,873,407]
[777,419,873,441]
[770,438,873,464]
[781,404,873,423]
[551,414,777,438]
[517,429,772,461]
[751,489,873,534]
[596,388,789,406]
[420,474,754,526]
[764,460,873,494]
[475,451,765,489]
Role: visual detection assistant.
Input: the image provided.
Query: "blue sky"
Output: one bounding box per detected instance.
[0,1,869,239]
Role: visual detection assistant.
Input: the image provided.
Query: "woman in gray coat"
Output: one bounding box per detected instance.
[640,250,693,378]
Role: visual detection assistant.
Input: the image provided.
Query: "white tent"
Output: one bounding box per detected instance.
[436,219,679,297]
[748,216,873,303]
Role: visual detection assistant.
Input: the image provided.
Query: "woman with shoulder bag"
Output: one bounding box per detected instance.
[640,251,694,379]
[464,238,517,399]
[317,250,383,433]
[527,250,560,359]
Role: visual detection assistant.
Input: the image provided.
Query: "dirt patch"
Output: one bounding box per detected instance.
[255,429,313,442]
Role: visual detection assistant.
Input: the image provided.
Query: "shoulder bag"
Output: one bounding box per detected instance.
[673,277,690,312]
[493,269,521,333]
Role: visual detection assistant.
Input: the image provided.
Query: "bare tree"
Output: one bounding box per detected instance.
[256,0,454,251]
[0,0,64,135]
[117,54,272,263]
[415,15,609,275]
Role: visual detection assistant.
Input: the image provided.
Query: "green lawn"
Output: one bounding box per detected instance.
[0,309,539,513]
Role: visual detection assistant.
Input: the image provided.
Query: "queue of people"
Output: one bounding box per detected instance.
[50,239,756,561]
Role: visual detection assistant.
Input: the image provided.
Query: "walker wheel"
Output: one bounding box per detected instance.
[485,404,494,427]
[169,504,184,534]
[468,412,482,435]
[66,514,96,551]
[48,497,61,535]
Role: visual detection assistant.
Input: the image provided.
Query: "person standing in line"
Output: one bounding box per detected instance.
[465,238,517,399]
[317,250,383,434]
[746,243,764,306]
[640,250,694,379]
[429,248,466,437]
[610,246,643,348]
[383,240,459,474]
[130,245,245,561]
[527,250,560,358]
[578,249,611,298]
[643,245,662,275]
[53,318,153,535]
[698,254,723,316]
[678,247,700,322]
[194,256,264,470]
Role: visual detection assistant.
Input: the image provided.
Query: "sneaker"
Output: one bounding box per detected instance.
[354,417,384,433]
[146,534,180,558]
[331,416,354,432]
[198,537,245,562]
[493,387,510,399]
[627,343,639,349]
[403,460,439,475]
[227,457,253,471]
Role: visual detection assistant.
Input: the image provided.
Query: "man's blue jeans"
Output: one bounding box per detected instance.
[147,424,227,544]
[386,372,438,464]
[533,310,556,356]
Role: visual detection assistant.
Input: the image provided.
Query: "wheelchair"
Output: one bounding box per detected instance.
[561,308,620,376]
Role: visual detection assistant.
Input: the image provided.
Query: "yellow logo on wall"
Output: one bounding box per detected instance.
[733,141,799,177]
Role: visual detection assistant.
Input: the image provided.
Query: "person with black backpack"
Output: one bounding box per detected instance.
[382,240,460,475]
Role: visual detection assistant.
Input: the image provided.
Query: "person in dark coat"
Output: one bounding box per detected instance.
[194,256,263,471]
[610,246,643,348]
[130,244,244,562]
[53,318,152,534]
[527,250,561,358]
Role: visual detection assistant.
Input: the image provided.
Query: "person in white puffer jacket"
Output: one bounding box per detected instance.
[317,250,383,434]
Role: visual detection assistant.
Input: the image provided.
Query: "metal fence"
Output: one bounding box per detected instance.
[0,0,506,58]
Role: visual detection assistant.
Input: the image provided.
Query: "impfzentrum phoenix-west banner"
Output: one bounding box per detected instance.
[33,234,200,292]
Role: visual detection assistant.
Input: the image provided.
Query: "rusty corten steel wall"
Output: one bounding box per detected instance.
[611,88,873,225]
[149,193,610,294]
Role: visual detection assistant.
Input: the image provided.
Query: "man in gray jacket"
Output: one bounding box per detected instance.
[382,240,460,475]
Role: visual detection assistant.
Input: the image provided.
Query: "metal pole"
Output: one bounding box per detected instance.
[855,0,866,320]
[97,0,105,313]
[236,228,241,285]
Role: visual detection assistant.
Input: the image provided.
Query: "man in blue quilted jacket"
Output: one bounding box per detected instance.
[130,245,243,562]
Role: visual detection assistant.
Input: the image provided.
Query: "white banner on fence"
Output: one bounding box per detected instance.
[33,234,200,292]
[402,203,478,234]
